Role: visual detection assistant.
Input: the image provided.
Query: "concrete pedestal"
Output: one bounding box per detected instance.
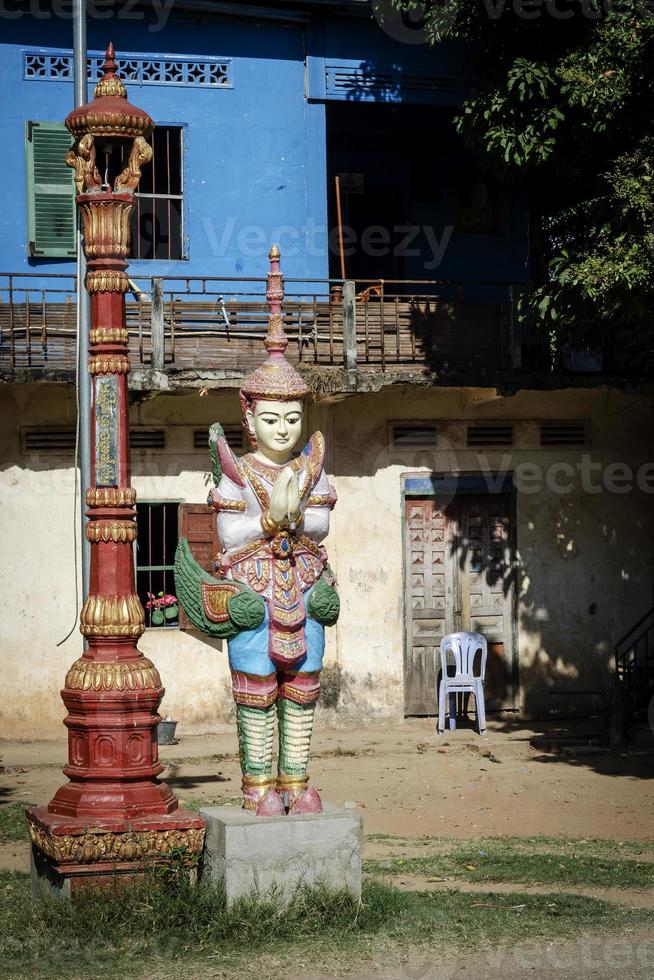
[199,804,362,903]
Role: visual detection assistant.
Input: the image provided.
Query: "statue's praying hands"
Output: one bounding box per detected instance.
[269,466,301,527]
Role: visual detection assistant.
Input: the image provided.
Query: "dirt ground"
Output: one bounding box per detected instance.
[302,929,654,980]
[2,715,653,858]
[2,716,653,979]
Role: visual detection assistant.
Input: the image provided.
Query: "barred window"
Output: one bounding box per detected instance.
[24,121,184,261]
[127,126,185,261]
[136,501,219,630]
[136,501,180,628]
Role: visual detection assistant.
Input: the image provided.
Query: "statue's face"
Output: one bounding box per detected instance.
[247,399,303,462]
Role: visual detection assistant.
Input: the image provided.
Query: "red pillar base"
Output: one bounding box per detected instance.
[26,806,205,896]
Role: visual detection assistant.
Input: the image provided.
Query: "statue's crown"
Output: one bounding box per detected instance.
[240,246,310,404]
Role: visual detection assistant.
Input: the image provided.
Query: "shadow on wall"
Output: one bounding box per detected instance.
[443,488,651,723]
[328,403,652,729]
[514,496,649,721]
[438,492,654,780]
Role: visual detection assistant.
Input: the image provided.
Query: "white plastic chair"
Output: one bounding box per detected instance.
[438,632,488,735]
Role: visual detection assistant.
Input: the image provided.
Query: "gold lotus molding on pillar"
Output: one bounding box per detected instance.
[79,593,145,638]
[86,486,136,507]
[86,521,138,544]
[86,271,129,293]
[79,199,133,258]
[65,657,161,692]
[88,354,130,374]
[89,327,130,345]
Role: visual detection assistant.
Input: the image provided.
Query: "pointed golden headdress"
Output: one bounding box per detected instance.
[240,246,310,406]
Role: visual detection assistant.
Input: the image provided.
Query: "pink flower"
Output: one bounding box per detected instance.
[143,591,178,610]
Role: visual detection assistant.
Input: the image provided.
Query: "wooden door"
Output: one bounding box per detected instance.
[403,493,515,715]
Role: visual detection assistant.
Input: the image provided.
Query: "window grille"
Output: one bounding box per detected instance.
[467,424,514,448]
[24,51,231,88]
[325,65,457,104]
[390,423,437,450]
[131,428,166,449]
[24,121,184,261]
[194,425,245,452]
[22,426,167,453]
[540,422,589,447]
[126,126,185,261]
[135,502,180,628]
[21,426,75,453]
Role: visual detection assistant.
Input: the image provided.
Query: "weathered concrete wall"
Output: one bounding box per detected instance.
[1,382,652,738]
[328,387,654,719]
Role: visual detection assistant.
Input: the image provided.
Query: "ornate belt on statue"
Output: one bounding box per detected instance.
[220,533,325,569]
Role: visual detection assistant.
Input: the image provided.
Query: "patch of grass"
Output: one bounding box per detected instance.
[1,868,651,980]
[0,870,398,978]
[0,803,33,843]
[366,836,654,889]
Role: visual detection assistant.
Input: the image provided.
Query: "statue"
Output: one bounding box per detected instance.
[65,133,102,194]
[175,246,339,817]
[115,136,154,193]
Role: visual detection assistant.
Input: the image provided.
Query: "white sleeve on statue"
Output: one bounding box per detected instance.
[302,468,332,544]
[213,475,264,552]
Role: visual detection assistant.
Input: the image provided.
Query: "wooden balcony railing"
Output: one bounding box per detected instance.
[0,272,538,377]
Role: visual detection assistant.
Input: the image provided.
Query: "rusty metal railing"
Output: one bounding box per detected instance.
[0,271,534,375]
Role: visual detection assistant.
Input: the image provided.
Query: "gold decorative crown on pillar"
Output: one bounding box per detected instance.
[64,42,155,285]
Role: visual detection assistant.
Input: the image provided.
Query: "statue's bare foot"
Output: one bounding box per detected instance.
[288,786,323,815]
[254,788,286,817]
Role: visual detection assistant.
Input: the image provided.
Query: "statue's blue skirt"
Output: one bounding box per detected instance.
[227,588,325,675]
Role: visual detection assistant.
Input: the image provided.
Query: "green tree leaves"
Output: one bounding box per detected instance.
[395,0,654,372]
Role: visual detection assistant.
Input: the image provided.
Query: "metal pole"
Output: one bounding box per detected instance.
[73,0,91,602]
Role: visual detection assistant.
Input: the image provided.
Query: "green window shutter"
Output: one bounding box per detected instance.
[25,121,76,258]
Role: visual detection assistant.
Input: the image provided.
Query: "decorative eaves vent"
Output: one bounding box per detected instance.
[467,424,514,448]
[540,422,588,447]
[390,424,438,450]
[325,65,457,103]
[24,51,232,88]
[194,425,245,452]
[21,427,75,453]
[130,428,165,449]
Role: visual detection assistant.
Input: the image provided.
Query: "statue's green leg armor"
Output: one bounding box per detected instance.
[277,671,322,813]
[231,670,283,813]
[236,704,277,809]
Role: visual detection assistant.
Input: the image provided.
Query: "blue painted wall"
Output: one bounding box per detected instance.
[0,8,529,290]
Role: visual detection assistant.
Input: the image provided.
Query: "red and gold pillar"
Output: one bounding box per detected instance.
[27,45,204,893]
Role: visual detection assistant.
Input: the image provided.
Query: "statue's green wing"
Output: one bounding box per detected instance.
[174,537,265,639]
[208,421,224,485]
[307,568,340,627]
